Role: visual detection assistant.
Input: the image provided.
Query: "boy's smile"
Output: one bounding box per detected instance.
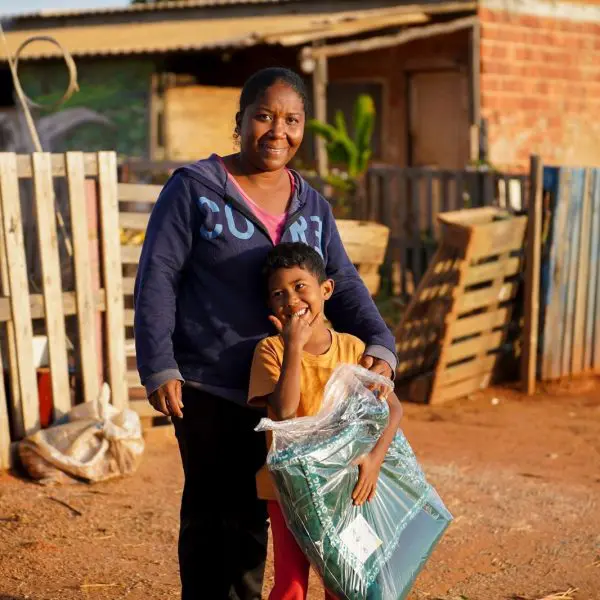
[268,265,334,327]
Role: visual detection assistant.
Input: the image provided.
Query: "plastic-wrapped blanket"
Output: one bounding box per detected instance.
[256,364,452,600]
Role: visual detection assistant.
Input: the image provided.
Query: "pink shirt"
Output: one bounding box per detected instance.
[220,157,292,245]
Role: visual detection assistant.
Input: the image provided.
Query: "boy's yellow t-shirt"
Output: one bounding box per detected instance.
[248,329,366,501]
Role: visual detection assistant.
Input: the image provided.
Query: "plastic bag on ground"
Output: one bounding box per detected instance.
[256,364,452,600]
[18,383,144,485]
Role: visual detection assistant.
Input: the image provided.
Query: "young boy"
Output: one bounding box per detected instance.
[248,242,403,600]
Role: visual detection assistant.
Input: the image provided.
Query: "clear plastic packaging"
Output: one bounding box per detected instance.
[256,364,452,600]
[19,383,145,485]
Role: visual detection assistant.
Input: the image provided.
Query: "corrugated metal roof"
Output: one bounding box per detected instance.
[0,6,444,60]
[3,0,299,21]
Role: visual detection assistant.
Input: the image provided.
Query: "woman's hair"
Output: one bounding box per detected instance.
[234,67,309,139]
[263,242,327,288]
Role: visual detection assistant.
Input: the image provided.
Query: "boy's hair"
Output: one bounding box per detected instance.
[263,243,327,287]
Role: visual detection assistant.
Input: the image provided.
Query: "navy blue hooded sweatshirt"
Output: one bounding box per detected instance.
[134,155,397,404]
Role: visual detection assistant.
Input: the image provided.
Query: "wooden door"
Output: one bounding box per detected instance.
[408,70,470,169]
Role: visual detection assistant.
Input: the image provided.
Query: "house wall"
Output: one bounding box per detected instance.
[18,59,153,157]
[479,0,600,171]
[328,29,471,167]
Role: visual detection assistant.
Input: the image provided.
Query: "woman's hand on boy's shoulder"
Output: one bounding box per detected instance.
[360,355,393,399]
[359,355,392,379]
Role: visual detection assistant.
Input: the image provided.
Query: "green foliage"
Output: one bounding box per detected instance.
[307,94,376,179]
[19,59,153,157]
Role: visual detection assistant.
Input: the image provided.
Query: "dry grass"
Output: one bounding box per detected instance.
[535,589,578,600]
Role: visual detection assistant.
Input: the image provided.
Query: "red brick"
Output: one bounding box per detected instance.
[533,81,550,95]
[481,60,512,76]
[500,78,523,93]
[480,74,502,92]
[517,13,540,28]
[481,40,509,61]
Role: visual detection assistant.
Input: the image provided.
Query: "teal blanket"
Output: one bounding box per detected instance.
[258,365,452,600]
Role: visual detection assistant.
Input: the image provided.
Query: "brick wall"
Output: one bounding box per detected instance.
[480,3,600,171]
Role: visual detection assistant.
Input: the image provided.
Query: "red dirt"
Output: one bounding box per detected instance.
[1,382,599,600]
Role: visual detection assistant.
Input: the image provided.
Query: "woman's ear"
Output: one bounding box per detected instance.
[322,278,335,300]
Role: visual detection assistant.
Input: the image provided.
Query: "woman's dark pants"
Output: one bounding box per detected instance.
[173,387,269,600]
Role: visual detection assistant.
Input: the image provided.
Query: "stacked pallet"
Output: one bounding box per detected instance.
[395,207,527,404]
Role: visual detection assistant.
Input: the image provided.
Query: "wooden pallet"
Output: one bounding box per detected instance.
[0,152,128,469]
[395,207,527,404]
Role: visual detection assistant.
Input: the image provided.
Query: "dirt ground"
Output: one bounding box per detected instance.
[1,381,599,600]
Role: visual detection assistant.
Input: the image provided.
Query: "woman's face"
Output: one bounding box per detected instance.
[238,82,305,172]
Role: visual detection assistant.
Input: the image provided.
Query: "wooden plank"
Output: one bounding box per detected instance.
[521,156,543,395]
[117,182,162,203]
[591,171,600,370]
[443,330,504,364]
[469,21,481,127]
[393,246,446,342]
[121,245,142,264]
[0,362,10,469]
[411,171,423,283]
[314,14,478,59]
[431,371,492,404]
[396,169,409,295]
[571,168,592,374]
[125,338,136,357]
[431,173,441,240]
[439,354,497,387]
[123,277,136,296]
[423,170,433,236]
[584,169,599,370]
[336,220,390,265]
[469,216,527,259]
[124,309,135,327]
[0,153,39,435]
[463,257,521,287]
[32,153,71,419]
[454,171,464,210]
[561,169,584,378]
[449,307,511,339]
[98,152,128,410]
[0,290,105,322]
[313,55,328,176]
[120,212,150,230]
[66,152,100,406]
[129,399,160,418]
[541,168,569,380]
[439,172,449,212]
[0,167,22,439]
[127,369,142,387]
[17,153,98,178]
[455,281,517,314]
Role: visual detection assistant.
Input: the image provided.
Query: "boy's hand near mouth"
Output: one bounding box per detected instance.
[269,310,321,352]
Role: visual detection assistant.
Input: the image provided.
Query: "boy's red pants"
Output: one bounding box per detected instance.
[268,501,337,600]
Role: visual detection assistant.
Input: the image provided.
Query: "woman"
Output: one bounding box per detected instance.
[134,67,397,600]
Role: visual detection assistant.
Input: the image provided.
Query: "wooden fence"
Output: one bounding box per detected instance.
[539,166,600,380]
[118,183,162,412]
[364,166,529,296]
[0,152,127,469]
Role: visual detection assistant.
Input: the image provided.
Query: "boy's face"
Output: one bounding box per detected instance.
[267,265,334,327]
